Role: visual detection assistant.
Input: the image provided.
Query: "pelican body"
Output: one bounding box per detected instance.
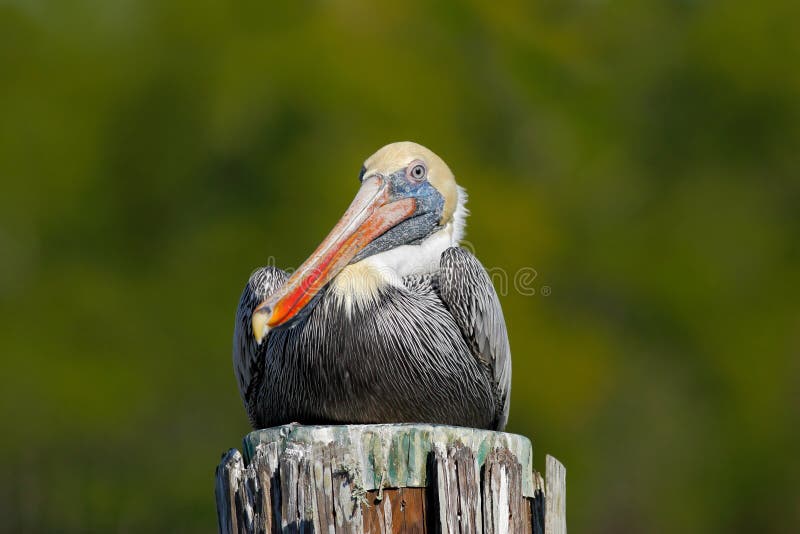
[233,142,511,430]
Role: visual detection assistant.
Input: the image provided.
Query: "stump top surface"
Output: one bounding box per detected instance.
[242,423,536,497]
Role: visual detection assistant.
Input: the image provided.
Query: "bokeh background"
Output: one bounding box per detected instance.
[1,1,798,532]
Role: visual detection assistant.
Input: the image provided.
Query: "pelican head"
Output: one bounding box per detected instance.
[252,141,466,343]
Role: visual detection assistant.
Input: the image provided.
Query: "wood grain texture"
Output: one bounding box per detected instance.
[215,424,563,533]
[242,424,536,497]
[362,488,427,533]
[434,442,482,533]
[481,448,530,534]
[544,455,567,534]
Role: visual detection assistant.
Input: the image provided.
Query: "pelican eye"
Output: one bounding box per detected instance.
[408,161,427,182]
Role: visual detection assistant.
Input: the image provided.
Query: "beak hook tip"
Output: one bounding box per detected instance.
[252,305,272,345]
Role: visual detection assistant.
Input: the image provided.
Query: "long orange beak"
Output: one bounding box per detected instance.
[252,176,417,343]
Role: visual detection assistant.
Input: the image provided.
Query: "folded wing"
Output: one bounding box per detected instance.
[438,247,512,430]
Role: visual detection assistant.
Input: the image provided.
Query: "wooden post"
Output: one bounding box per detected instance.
[215,424,565,533]
[544,455,566,534]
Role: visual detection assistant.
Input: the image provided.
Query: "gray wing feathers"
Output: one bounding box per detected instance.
[232,266,289,407]
[438,247,512,430]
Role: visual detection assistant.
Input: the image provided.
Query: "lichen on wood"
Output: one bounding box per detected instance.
[241,423,536,497]
[215,423,564,533]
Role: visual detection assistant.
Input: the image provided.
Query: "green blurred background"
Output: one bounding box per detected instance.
[1,0,798,532]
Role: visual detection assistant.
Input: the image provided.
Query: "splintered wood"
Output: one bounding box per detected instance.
[362,488,427,533]
[544,455,567,534]
[215,424,565,533]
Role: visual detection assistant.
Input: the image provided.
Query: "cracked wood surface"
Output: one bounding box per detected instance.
[215,424,564,533]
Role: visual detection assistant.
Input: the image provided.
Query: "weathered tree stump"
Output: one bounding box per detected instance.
[215,424,566,533]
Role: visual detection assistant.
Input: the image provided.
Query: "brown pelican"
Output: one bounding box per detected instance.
[233,142,511,431]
